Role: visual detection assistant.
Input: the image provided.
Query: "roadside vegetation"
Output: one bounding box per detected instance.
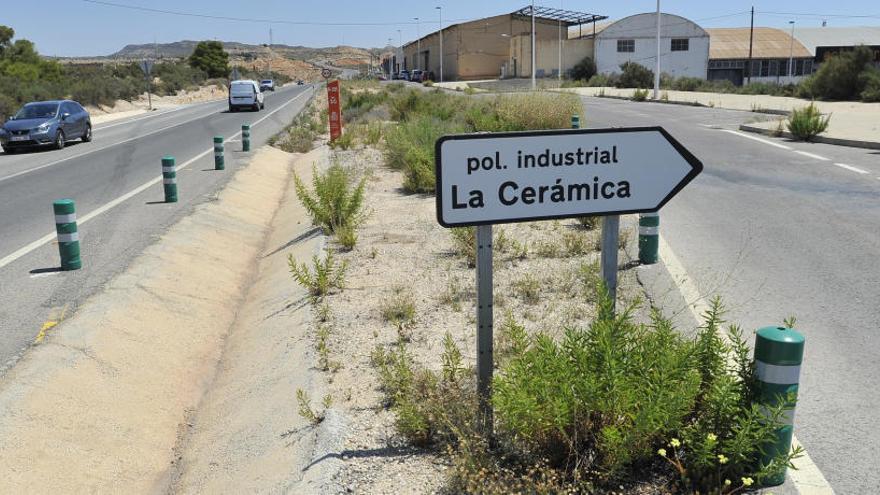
[787,103,831,141]
[0,27,288,122]
[563,45,880,103]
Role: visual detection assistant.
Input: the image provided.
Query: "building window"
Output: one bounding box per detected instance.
[671,38,689,52]
[617,39,635,53]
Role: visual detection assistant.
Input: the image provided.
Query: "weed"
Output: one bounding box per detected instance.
[316,302,333,323]
[288,250,348,300]
[296,388,324,425]
[533,239,561,258]
[771,119,785,137]
[335,223,358,250]
[380,286,417,328]
[316,324,332,371]
[440,276,467,310]
[495,311,529,366]
[787,103,830,141]
[329,130,355,150]
[450,227,476,267]
[493,228,510,254]
[463,86,476,95]
[632,88,650,101]
[577,216,600,230]
[561,230,590,256]
[512,274,541,304]
[293,161,366,234]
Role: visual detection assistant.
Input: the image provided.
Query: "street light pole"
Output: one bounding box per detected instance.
[788,20,795,84]
[531,0,536,90]
[397,29,403,73]
[654,0,661,99]
[436,6,443,82]
[415,17,420,72]
[558,1,562,80]
[387,37,393,78]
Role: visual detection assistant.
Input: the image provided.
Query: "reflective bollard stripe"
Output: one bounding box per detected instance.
[162,156,178,203]
[571,115,580,129]
[53,198,82,271]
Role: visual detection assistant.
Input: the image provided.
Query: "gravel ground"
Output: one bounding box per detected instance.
[295,145,643,494]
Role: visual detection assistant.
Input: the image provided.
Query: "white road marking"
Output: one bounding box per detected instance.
[721,129,793,150]
[0,89,310,271]
[794,150,830,161]
[833,163,869,174]
[657,235,835,495]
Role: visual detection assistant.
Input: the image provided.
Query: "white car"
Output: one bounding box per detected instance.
[228,80,265,112]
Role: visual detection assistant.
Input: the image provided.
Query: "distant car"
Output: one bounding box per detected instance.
[0,100,91,153]
[228,80,265,112]
[399,70,410,81]
[410,70,422,82]
[259,79,275,92]
[296,80,304,85]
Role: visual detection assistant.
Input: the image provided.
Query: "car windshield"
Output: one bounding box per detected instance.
[261,80,272,84]
[14,103,58,120]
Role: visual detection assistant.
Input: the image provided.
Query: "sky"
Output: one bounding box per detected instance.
[5,0,880,57]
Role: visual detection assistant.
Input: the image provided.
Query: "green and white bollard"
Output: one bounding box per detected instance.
[638,212,659,264]
[162,156,178,203]
[242,124,251,152]
[754,325,805,486]
[213,136,224,170]
[53,199,81,271]
[571,114,580,129]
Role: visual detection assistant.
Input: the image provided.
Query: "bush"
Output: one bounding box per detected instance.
[288,250,348,299]
[617,61,654,89]
[807,45,874,100]
[632,88,649,101]
[670,76,704,92]
[859,67,880,102]
[570,56,597,81]
[449,227,476,267]
[384,114,464,193]
[787,103,830,141]
[293,161,366,233]
[587,73,617,87]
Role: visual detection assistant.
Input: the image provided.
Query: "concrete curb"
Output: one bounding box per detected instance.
[739,123,880,151]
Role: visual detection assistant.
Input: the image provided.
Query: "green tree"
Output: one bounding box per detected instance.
[805,45,874,100]
[617,61,654,89]
[189,40,229,78]
[570,56,596,81]
[0,25,13,57]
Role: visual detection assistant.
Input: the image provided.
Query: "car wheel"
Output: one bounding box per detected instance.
[81,123,92,142]
[260,101,265,109]
[4,147,17,155]
[54,131,65,150]
[253,103,259,112]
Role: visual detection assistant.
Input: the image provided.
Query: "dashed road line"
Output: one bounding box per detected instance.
[657,235,835,494]
[794,150,831,161]
[721,129,793,150]
[0,89,310,272]
[833,163,869,174]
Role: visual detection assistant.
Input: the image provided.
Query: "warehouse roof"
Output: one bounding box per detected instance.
[793,26,880,55]
[706,27,812,59]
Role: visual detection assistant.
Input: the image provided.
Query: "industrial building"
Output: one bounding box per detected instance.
[706,28,814,85]
[592,13,710,79]
[391,5,880,86]
[397,6,605,81]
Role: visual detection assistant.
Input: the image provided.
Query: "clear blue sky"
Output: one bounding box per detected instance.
[7,0,880,57]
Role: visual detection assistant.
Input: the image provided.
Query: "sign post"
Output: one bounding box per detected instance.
[435,126,702,431]
[327,79,342,142]
[139,60,154,111]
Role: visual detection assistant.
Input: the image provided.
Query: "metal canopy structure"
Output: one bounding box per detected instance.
[511,5,607,26]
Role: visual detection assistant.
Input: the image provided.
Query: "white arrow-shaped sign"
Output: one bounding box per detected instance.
[435,127,702,227]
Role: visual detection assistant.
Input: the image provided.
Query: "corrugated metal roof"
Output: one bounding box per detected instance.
[793,26,880,55]
[706,27,812,59]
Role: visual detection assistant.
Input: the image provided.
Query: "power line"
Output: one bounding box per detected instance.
[81,0,473,27]
[757,11,880,19]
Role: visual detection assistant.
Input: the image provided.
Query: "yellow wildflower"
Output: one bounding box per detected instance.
[718,454,729,464]
[657,448,667,457]
[670,438,681,448]
[742,477,754,487]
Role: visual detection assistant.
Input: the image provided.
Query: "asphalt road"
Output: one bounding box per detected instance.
[579,96,879,494]
[0,83,314,372]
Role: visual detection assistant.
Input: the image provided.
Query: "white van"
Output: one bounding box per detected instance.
[228,80,265,112]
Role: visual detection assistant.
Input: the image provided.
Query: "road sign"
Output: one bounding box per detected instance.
[327,80,342,141]
[321,68,332,79]
[435,127,702,227]
[139,60,154,76]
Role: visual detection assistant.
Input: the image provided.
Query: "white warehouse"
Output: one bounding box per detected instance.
[594,13,709,78]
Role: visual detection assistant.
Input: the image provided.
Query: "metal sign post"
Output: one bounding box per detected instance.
[139,60,154,111]
[475,224,494,432]
[435,126,702,433]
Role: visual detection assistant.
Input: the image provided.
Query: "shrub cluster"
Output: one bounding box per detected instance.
[375,290,802,493]
[787,103,830,141]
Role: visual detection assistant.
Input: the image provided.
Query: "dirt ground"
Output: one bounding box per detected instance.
[86,84,229,124]
[296,145,642,493]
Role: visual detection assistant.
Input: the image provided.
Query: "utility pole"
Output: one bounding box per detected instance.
[436,6,444,82]
[268,26,273,77]
[415,17,421,72]
[388,37,394,78]
[788,20,795,84]
[558,0,562,80]
[531,0,536,90]
[654,0,661,99]
[397,29,403,72]
[747,6,754,85]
